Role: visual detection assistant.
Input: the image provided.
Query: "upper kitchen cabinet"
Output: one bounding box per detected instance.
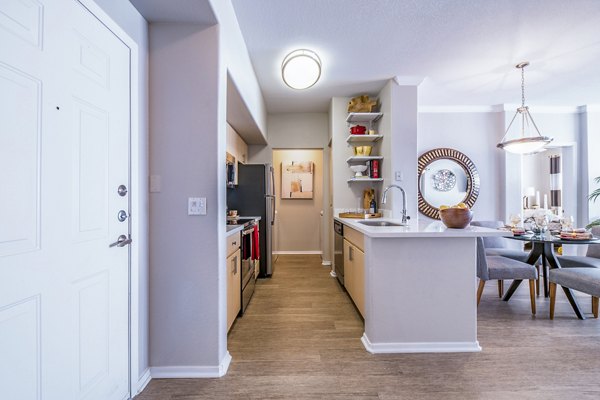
[226,123,249,186]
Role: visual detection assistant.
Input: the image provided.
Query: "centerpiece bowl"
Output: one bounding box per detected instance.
[439,207,473,229]
[350,165,368,177]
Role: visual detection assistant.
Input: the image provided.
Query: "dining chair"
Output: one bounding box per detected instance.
[476,237,538,314]
[557,226,600,269]
[471,220,539,296]
[549,267,600,319]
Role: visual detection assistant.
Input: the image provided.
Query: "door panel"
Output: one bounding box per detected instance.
[73,271,110,395]
[0,295,41,400]
[0,1,131,399]
[72,99,109,241]
[0,63,41,256]
[0,0,43,48]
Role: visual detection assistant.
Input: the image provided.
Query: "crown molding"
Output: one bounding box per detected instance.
[418,104,597,114]
[418,105,503,113]
[578,105,600,113]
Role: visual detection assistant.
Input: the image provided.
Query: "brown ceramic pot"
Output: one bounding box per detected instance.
[439,208,473,229]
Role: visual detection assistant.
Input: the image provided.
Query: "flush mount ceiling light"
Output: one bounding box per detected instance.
[497,62,553,155]
[281,49,321,90]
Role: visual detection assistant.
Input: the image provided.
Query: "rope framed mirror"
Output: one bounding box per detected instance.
[417,148,480,219]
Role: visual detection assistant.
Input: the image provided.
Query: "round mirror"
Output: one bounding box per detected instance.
[417,148,480,219]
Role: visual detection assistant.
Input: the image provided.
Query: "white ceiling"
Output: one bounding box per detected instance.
[231,0,600,113]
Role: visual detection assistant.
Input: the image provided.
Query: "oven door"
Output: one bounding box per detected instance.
[240,225,256,313]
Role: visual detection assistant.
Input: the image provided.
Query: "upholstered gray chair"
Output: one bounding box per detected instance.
[557,226,600,269]
[476,237,538,314]
[549,268,600,319]
[471,220,538,296]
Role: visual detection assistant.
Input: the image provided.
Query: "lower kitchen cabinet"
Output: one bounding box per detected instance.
[343,228,365,317]
[227,234,241,331]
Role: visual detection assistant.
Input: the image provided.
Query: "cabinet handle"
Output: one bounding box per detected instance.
[349,246,354,261]
[232,241,237,246]
[232,256,238,274]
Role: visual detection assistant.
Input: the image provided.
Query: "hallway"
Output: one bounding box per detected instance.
[138,255,600,399]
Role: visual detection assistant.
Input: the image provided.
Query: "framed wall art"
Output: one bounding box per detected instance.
[281,160,314,199]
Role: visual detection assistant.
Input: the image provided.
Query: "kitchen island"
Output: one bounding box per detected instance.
[335,217,509,354]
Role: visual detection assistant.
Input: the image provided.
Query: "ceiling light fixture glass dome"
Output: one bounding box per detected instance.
[497,61,553,155]
[281,49,321,90]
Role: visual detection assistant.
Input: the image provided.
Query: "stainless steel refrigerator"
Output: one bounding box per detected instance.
[227,163,275,277]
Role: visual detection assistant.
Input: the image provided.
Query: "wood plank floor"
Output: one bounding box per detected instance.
[137,255,600,399]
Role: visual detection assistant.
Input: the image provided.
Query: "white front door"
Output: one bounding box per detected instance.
[0,1,131,399]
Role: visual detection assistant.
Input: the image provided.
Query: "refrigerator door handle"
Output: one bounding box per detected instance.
[271,197,275,225]
[270,165,276,225]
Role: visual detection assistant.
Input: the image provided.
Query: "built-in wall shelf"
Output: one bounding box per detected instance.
[346,156,384,163]
[346,112,383,124]
[347,178,384,183]
[346,134,383,144]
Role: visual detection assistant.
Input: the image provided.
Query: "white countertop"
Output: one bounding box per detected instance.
[225,216,261,236]
[335,217,510,238]
[226,225,244,235]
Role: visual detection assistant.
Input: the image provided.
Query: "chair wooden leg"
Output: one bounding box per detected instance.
[549,282,557,320]
[497,280,504,298]
[477,279,485,306]
[528,279,536,315]
[536,265,540,296]
[592,297,599,319]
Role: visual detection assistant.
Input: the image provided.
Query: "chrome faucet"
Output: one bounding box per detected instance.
[381,185,410,224]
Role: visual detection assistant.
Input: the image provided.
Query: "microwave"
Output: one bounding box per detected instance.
[226,152,236,187]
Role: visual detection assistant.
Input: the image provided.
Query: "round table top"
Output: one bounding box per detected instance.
[507,232,600,245]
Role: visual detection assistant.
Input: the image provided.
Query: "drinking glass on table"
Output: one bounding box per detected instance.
[509,214,521,228]
[560,215,574,232]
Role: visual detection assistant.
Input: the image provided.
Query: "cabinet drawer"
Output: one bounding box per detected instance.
[344,226,364,251]
[227,248,241,331]
[227,232,240,257]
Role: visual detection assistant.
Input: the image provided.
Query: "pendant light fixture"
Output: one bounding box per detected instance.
[497,62,553,154]
[281,49,321,90]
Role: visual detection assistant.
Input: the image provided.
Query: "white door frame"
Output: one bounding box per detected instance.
[77,0,146,396]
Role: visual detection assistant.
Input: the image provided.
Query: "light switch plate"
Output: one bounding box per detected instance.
[150,175,161,192]
[188,197,206,215]
[395,171,403,182]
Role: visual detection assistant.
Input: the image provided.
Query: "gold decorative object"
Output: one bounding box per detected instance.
[353,146,372,156]
[347,95,378,113]
[363,189,375,210]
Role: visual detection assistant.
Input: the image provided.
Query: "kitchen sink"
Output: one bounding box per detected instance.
[357,220,405,227]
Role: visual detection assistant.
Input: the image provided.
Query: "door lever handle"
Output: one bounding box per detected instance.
[109,234,132,248]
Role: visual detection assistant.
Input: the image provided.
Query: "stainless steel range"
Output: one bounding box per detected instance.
[227,217,258,313]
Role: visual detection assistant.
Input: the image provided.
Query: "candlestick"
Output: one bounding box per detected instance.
[544,194,548,210]
[536,191,540,207]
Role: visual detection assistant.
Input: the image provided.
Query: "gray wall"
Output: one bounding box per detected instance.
[417,111,505,220]
[386,82,419,220]
[148,23,222,369]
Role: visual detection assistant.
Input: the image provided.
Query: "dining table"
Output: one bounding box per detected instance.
[505,231,600,320]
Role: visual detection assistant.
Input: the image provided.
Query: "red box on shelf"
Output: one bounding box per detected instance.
[370,160,379,178]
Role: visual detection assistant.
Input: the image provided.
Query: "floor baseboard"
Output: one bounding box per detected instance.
[135,368,152,396]
[273,251,322,255]
[150,352,232,379]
